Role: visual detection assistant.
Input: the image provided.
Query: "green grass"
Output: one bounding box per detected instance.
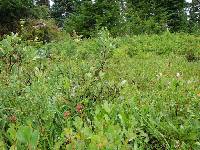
[0,31,200,149]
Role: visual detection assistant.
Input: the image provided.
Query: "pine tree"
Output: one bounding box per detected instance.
[123,0,168,34]
[64,0,121,37]
[190,0,200,24]
[51,0,75,26]
[156,0,187,32]
[64,0,96,37]
[94,0,121,32]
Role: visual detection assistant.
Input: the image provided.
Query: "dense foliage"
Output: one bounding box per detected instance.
[1,0,200,37]
[0,0,33,36]
[0,31,200,149]
[1,0,200,149]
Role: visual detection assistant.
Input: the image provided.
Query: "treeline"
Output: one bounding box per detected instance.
[0,0,200,37]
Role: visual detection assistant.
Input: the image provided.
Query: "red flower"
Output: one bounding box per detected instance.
[76,104,84,113]
[63,111,71,118]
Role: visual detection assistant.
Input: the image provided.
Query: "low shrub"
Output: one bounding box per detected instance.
[0,31,200,149]
[20,19,65,43]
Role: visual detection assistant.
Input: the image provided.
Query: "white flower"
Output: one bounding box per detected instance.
[176,72,181,78]
[85,73,92,78]
[119,80,127,86]
[156,72,163,79]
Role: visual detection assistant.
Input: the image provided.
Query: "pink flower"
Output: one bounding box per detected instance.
[64,111,71,118]
[9,115,17,123]
[76,104,84,113]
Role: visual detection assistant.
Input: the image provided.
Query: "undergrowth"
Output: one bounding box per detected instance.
[0,31,200,149]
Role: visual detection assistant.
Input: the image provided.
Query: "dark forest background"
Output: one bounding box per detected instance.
[1,0,200,38]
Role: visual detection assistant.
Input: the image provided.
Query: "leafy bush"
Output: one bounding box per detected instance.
[0,0,33,36]
[20,19,65,43]
[31,5,50,19]
[0,31,200,149]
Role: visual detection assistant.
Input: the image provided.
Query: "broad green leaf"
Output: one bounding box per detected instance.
[7,126,17,141]
[30,130,39,149]
[16,126,32,143]
[103,101,111,113]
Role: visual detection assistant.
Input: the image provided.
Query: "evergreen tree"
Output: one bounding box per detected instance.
[64,0,96,37]
[156,0,187,32]
[50,0,188,36]
[64,0,121,37]
[125,0,187,32]
[51,0,75,26]
[190,0,200,24]
[123,0,168,34]
[187,0,200,32]
[94,0,121,33]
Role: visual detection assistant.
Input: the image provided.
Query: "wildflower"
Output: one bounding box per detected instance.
[120,80,127,86]
[9,115,17,123]
[176,72,181,78]
[64,111,71,118]
[76,103,84,113]
[156,72,163,79]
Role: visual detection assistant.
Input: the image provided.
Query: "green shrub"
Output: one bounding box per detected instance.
[20,19,65,43]
[0,32,200,149]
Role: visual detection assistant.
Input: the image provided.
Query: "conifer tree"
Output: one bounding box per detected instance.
[190,0,200,24]
[156,0,187,32]
[51,0,75,26]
